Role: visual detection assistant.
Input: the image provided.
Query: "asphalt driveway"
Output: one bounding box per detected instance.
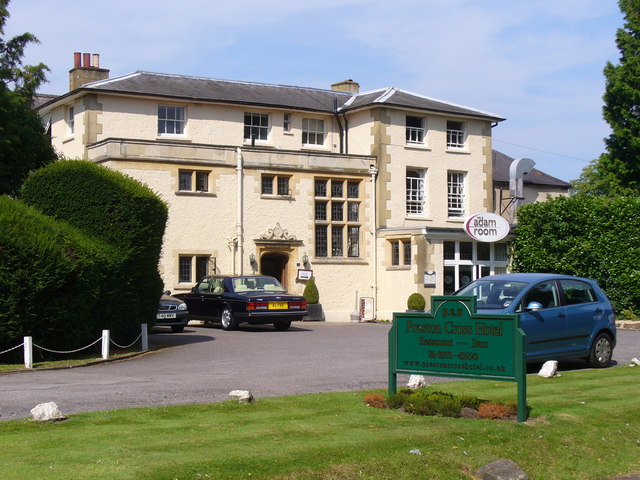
[1,322,638,421]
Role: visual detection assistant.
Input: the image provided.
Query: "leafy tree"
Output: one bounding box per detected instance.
[0,0,56,196]
[0,0,48,99]
[572,0,640,196]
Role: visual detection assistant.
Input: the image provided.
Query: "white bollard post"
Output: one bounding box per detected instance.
[24,336,33,369]
[101,330,110,359]
[141,323,148,351]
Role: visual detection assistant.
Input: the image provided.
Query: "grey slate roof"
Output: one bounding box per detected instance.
[40,71,504,121]
[493,150,571,188]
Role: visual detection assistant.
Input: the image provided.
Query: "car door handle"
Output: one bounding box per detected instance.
[558,313,566,318]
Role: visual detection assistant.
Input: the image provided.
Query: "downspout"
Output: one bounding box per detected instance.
[236,147,244,275]
[369,165,378,319]
[334,99,344,153]
[342,112,349,153]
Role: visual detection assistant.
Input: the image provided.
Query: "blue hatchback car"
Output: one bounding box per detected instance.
[454,273,616,367]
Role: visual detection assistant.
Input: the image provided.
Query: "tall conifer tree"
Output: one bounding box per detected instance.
[572,0,640,195]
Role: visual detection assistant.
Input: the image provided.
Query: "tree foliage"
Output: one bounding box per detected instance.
[573,0,640,196]
[0,0,48,98]
[0,87,56,196]
[0,0,55,196]
[512,195,640,317]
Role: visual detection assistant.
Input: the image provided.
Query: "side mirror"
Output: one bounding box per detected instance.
[525,301,543,312]
[191,286,197,293]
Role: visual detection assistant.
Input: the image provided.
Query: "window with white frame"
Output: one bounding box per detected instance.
[178,170,209,192]
[261,174,291,197]
[302,118,325,146]
[390,238,412,267]
[443,241,509,294]
[406,116,425,144]
[314,178,361,258]
[447,171,466,217]
[66,106,75,135]
[446,120,465,149]
[283,113,292,132]
[406,169,426,215]
[179,255,213,283]
[158,105,185,135]
[244,112,269,142]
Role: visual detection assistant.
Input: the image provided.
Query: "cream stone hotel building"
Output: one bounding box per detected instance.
[36,53,569,322]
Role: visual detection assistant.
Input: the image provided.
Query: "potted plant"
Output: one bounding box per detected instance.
[407,292,426,312]
[303,276,324,321]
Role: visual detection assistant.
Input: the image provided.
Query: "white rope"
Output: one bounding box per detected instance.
[33,336,102,354]
[0,342,24,356]
[110,332,142,349]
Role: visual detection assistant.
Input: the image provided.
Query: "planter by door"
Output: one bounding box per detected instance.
[303,303,325,321]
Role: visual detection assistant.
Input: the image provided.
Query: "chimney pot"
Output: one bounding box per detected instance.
[92,54,99,68]
[82,53,90,67]
[73,52,81,68]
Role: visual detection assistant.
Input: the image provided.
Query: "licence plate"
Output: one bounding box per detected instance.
[268,302,288,310]
[156,313,177,319]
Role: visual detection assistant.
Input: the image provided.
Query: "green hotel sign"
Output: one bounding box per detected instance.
[389,296,528,422]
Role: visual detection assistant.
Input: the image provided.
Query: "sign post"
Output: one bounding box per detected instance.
[389,296,528,422]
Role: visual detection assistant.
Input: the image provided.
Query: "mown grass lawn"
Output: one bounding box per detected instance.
[0,366,638,480]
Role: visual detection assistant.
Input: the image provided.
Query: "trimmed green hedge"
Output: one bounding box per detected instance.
[512,195,640,317]
[8,160,169,351]
[0,197,121,355]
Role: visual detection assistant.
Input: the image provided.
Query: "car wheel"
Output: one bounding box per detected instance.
[588,332,613,368]
[220,307,237,331]
[274,320,291,331]
[171,326,185,333]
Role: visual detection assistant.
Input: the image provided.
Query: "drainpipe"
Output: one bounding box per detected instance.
[236,147,244,275]
[369,165,378,319]
[342,112,349,153]
[334,99,344,154]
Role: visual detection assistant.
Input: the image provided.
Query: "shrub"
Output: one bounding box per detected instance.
[407,292,426,311]
[0,197,121,356]
[20,160,168,340]
[379,388,517,420]
[512,195,640,316]
[303,276,320,304]
[363,392,387,409]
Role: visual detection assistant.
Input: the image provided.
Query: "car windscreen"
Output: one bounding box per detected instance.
[455,280,529,309]
[232,276,286,294]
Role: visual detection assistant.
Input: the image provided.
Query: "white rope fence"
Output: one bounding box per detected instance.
[1,324,149,369]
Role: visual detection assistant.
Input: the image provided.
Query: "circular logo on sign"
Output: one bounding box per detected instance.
[464,213,510,242]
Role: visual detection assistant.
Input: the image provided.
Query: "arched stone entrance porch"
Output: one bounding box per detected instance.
[253,223,304,291]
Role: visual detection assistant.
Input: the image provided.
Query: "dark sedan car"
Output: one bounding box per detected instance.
[454,273,616,367]
[175,275,307,330]
[156,294,190,332]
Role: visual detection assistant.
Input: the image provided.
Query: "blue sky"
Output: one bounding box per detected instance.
[5,0,624,182]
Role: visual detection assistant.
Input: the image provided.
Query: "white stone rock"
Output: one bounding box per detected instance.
[30,402,65,422]
[229,390,253,403]
[629,357,640,367]
[407,375,429,389]
[538,360,558,378]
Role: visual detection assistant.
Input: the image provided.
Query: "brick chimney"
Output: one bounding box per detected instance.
[69,52,110,91]
[331,79,360,94]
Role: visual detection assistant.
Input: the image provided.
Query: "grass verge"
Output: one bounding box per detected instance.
[0,366,638,480]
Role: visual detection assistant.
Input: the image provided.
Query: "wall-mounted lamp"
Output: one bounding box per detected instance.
[249,253,258,269]
[302,252,310,268]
